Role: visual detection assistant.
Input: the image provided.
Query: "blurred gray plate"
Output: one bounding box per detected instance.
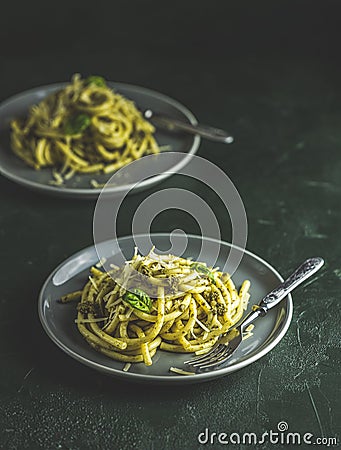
[0,83,200,199]
[38,233,293,384]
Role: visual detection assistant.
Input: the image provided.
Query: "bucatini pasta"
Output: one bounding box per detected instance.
[10,74,159,185]
[61,248,251,366]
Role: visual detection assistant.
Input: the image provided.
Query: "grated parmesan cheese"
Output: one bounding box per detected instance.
[88,276,99,292]
[195,317,211,333]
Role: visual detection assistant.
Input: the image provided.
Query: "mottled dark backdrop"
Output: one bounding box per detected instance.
[0,1,340,449]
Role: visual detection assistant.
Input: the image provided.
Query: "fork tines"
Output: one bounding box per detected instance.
[184,343,234,370]
[184,344,225,366]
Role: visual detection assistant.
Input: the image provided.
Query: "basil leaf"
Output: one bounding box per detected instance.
[123,288,152,312]
[85,75,106,87]
[64,114,91,135]
[190,262,216,283]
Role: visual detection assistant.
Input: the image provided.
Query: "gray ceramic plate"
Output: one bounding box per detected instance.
[0,83,200,199]
[38,233,293,384]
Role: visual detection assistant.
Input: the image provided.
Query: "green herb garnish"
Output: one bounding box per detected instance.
[123,288,152,312]
[85,75,106,87]
[190,262,216,284]
[64,114,91,135]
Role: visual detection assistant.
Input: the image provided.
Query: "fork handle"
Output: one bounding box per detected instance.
[259,257,324,310]
[238,257,324,332]
[144,109,234,144]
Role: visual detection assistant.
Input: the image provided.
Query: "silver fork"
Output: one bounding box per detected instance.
[184,257,324,371]
[144,109,234,144]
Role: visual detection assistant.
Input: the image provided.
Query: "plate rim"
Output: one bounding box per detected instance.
[0,82,200,198]
[38,233,293,384]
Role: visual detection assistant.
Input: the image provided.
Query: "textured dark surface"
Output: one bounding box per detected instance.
[0,1,340,449]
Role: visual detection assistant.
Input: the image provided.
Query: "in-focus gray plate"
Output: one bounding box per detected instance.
[0,83,200,199]
[38,233,293,384]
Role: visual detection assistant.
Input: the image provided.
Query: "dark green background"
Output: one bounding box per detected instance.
[0,1,340,449]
